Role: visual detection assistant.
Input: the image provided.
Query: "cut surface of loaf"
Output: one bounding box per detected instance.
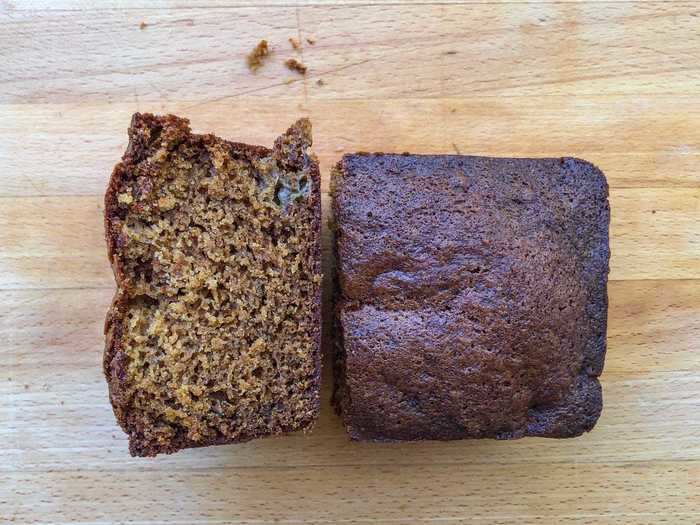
[104,114,321,456]
[332,154,610,441]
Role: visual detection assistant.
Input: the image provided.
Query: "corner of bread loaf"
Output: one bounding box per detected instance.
[526,374,603,438]
[560,156,609,197]
[273,118,314,169]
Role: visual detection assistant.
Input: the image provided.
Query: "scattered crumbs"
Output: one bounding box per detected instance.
[112,434,117,439]
[651,209,656,214]
[24,384,29,390]
[306,37,316,45]
[139,21,148,30]
[246,40,270,72]
[285,58,307,75]
[444,50,457,55]
[316,78,325,86]
[60,400,65,405]
[107,449,112,453]
[452,143,462,155]
[450,108,457,114]
[289,37,302,51]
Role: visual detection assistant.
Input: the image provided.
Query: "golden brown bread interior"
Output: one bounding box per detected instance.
[104,113,321,456]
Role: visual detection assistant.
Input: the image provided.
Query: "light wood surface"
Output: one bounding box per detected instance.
[1,1,699,524]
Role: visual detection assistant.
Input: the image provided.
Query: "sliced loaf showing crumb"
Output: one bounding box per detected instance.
[104,113,321,456]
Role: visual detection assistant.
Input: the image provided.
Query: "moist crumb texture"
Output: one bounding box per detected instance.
[104,114,321,456]
[332,154,610,441]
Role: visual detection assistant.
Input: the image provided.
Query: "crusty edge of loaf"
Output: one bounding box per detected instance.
[329,161,352,435]
[525,157,610,438]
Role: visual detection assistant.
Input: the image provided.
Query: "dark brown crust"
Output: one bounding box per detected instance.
[332,153,609,441]
[104,113,322,456]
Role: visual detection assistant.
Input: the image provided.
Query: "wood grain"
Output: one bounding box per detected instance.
[3,0,691,9]
[2,3,699,104]
[3,463,698,524]
[2,96,699,198]
[1,1,698,524]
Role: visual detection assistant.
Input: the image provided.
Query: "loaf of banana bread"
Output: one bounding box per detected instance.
[332,153,609,441]
[104,113,321,456]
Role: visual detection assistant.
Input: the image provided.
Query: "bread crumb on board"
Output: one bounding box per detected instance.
[306,37,316,45]
[247,40,270,72]
[285,58,307,75]
[289,37,302,51]
[139,21,148,29]
[316,79,325,86]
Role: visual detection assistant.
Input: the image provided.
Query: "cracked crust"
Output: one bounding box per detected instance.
[104,113,322,456]
[332,153,609,441]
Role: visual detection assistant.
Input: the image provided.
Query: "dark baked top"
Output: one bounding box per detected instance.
[333,153,609,441]
[104,114,321,456]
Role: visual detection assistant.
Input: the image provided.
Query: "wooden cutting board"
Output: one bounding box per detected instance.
[1,1,698,523]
